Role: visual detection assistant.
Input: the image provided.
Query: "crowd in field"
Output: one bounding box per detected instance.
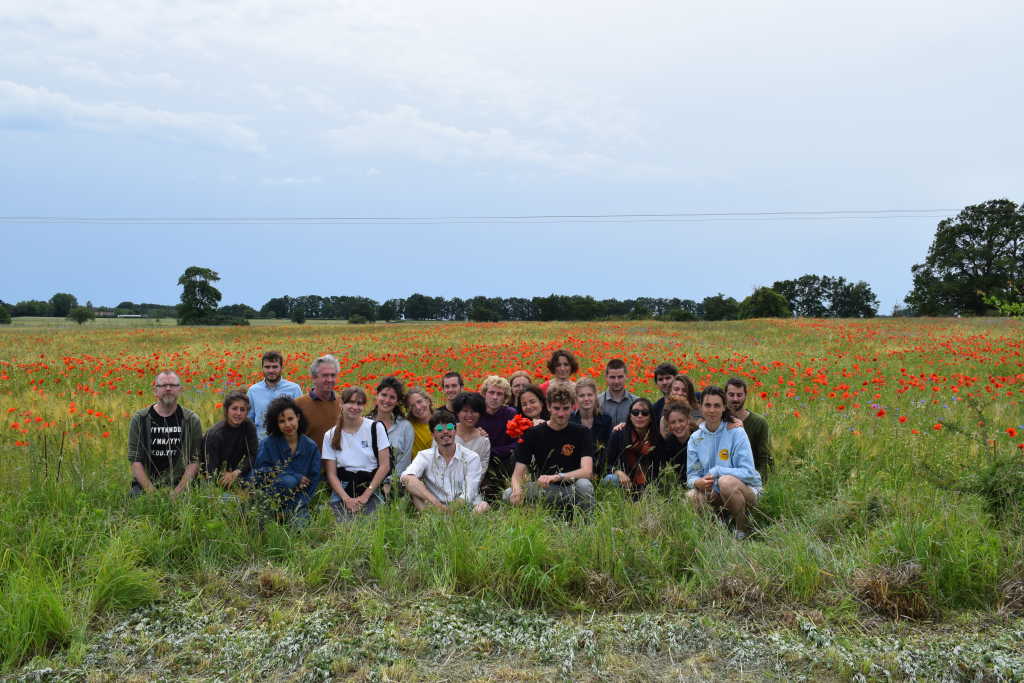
[128,350,773,539]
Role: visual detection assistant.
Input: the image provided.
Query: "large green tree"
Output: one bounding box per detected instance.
[772,275,878,318]
[49,293,78,318]
[739,287,791,319]
[702,293,739,321]
[905,199,1024,315]
[177,266,223,324]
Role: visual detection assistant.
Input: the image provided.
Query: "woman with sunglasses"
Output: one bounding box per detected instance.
[321,387,392,520]
[604,397,666,496]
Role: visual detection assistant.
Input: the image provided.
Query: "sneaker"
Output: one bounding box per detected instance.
[733,530,748,541]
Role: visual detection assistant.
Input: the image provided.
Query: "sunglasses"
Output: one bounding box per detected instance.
[630,409,651,416]
[433,423,456,433]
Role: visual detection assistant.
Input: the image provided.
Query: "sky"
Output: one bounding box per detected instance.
[2,0,1022,314]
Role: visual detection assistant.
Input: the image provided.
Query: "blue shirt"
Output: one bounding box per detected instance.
[247,379,303,440]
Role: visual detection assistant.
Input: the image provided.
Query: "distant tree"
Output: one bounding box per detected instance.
[506,297,537,321]
[13,300,52,316]
[290,307,306,324]
[773,274,879,318]
[829,279,879,318]
[0,304,10,325]
[739,287,791,319]
[116,301,136,310]
[218,303,258,319]
[260,296,292,319]
[702,294,739,321]
[177,266,223,324]
[405,293,442,320]
[348,313,369,324]
[468,296,503,322]
[905,199,1024,315]
[379,298,405,321]
[67,306,96,325]
[49,293,78,317]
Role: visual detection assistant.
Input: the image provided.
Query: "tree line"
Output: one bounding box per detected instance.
[3,198,1020,324]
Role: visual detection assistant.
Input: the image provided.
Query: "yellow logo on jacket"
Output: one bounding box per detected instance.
[718,449,729,461]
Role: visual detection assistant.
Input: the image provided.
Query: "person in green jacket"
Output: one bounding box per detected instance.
[725,377,774,480]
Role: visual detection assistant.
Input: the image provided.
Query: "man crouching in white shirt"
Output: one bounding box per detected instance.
[401,408,490,514]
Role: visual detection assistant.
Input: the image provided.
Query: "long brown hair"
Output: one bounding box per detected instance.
[329,386,368,451]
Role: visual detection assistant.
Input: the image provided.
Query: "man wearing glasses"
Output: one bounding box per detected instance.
[127,370,203,496]
[505,386,595,513]
[401,409,490,513]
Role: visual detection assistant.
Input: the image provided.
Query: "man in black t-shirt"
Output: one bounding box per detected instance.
[504,386,595,512]
[127,370,203,496]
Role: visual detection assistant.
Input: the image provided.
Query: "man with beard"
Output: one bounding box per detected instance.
[441,371,464,412]
[247,350,302,441]
[128,370,202,496]
[725,377,774,479]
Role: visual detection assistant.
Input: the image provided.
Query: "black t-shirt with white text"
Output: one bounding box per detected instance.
[146,406,184,478]
[514,422,593,477]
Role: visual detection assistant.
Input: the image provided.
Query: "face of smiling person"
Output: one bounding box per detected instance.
[519,392,543,419]
[457,405,479,428]
[442,376,463,401]
[343,394,365,420]
[408,394,432,421]
[667,411,689,439]
[277,408,299,437]
[629,404,651,430]
[433,421,456,448]
[226,400,248,427]
[375,387,398,414]
[553,356,572,380]
[313,364,338,397]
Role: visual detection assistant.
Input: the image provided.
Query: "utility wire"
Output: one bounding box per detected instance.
[0,208,954,225]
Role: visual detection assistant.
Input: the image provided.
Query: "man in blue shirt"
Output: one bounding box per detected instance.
[247,350,302,440]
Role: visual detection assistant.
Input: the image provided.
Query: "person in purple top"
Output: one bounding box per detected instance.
[476,375,517,498]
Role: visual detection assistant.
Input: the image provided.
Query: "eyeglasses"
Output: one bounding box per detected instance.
[155,383,181,389]
[433,423,456,433]
[630,409,651,416]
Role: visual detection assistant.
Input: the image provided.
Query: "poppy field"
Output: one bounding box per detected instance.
[1,318,1023,679]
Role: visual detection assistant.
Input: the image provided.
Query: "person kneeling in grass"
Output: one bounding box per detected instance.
[401,409,490,514]
[322,387,391,520]
[203,390,258,489]
[686,386,762,540]
[504,386,595,513]
[252,396,321,519]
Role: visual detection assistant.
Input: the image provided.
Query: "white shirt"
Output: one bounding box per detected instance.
[321,418,391,472]
[455,432,491,472]
[403,443,484,505]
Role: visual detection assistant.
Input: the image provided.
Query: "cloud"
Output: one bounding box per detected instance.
[0,80,263,153]
[326,105,626,176]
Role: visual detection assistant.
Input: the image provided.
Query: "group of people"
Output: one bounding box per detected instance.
[128,349,773,538]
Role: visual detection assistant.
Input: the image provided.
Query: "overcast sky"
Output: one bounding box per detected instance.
[2,0,1022,313]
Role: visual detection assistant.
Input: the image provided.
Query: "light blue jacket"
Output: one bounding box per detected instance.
[247,379,303,440]
[686,421,762,489]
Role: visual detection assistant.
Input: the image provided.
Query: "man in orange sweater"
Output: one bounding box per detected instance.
[294,354,340,453]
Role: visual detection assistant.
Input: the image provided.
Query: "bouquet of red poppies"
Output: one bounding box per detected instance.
[506,414,534,443]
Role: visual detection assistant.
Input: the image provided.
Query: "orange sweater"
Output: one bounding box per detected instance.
[294,394,340,453]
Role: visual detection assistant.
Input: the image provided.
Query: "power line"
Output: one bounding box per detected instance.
[0,207,954,226]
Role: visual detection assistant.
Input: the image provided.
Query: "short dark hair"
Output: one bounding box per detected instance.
[442,371,464,387]
[261,350,284,366]
[516,384,549,419]
[265,396,307,437]
[605,358,627,373]
[452,391,485,415]
[547,349,579,374]
[547,386,575,407]
[429,408,458,431]
[371,376,406,419]
[222,390,250,419]
[654,362,678,378]
[699,386,734,423]
[663,402,691,422]
[725,377,747,393]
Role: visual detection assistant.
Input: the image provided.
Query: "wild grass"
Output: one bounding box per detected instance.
[1,318,1023,673]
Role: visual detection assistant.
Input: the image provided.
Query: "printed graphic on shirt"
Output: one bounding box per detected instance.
[718,448,729,460]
